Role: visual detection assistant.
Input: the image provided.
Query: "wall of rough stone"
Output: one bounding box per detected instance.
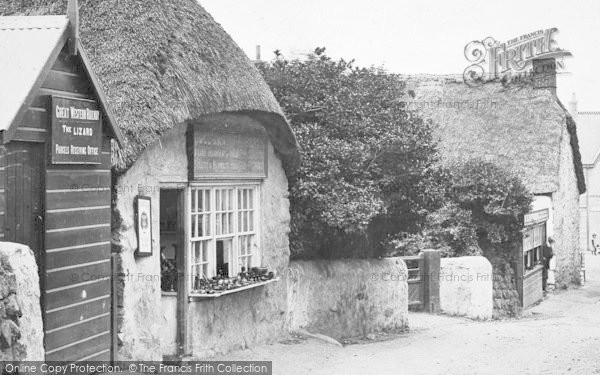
[286,258,408,340]
[553,122,582,287]
[491,261,522,319]
[113,115,291,359]
[0,242,44,361]
[439,256,493,320]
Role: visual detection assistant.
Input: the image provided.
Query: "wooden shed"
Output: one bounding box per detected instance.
[0,3,123,361]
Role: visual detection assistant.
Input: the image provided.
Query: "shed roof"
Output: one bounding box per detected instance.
[0,15,67,132]
[575,111,600,166]
[0,0,299,175]
[0,14,124,145]
[401,75,585,195]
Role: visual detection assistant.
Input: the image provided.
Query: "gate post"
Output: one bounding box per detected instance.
[422,250,440,313]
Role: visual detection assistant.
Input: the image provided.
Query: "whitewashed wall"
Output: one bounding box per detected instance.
[440,256,493,320]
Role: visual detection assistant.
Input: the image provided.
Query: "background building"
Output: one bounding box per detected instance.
[402,61,585,307]
[569,95,600,253]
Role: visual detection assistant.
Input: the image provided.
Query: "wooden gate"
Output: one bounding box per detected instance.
[399,250,440,312]
[402,255,425,309]
[43,140,112,362]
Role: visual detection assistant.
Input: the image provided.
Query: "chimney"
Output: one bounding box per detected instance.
[532,58,557,96]
[569,93,578,120]
[255,45,261,61]
[67,0,79,56]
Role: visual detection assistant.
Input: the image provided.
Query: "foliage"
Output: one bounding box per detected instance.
[258,48,439,258]
[413,160,532,258]
[259,49,532,260]
[382,160,533,259]
[446,159,533,248]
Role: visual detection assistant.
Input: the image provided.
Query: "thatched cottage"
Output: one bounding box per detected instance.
[2,0,299,361]
[402,61,585,309]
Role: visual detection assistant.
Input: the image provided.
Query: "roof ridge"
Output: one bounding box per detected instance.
[0,26,62,30]
[0,15,67,31]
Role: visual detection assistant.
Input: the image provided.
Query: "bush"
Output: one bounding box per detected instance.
[258,48,439,259]
[259,49,532,260]
[401,160,533,259]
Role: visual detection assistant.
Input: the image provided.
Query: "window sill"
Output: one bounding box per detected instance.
[188,277,279,300]
[162,291,178,297]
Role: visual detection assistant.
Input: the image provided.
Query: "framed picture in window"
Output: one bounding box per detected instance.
[135,196,153,257]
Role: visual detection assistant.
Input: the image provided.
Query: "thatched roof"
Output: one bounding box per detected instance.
[0,0,299,174]
[400,75,585,194]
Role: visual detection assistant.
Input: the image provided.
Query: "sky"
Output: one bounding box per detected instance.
[199,0,600,111]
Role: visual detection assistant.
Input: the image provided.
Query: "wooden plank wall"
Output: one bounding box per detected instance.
[39,47,113,362]
[4,143,45,256]
[522,266,543,308]
[13,47,93,143]
[44,139,112,363]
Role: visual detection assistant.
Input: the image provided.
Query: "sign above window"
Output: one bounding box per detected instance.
[524,208,549,227]
[50,96,103,165]
[190,125,268,179]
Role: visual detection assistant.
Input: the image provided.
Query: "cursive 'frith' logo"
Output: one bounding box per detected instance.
[463,28,571,86]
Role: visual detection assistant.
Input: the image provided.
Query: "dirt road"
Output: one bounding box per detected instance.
[215,254,600,374]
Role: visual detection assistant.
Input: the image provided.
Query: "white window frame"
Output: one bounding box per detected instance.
[186,182,261,292]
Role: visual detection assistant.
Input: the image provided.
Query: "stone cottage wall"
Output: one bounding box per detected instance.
[553,121,582,287]
[112,116,291,360]
[186,136,291,357]
[286,258,408,340]
[0,243,44,361]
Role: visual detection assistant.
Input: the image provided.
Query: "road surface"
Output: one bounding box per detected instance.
[215,253,600,374]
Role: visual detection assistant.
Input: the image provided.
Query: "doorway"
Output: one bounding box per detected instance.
[159,188,185,356]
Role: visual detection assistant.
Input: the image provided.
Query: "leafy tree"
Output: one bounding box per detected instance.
[387,160,533,259]
[445,160,533,260]
[258,49,440,258]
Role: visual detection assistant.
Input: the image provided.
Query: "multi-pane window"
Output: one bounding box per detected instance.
[189,185,258,292]
[238,188,255,271]
[523,224,545,273]
[190,188,211,288]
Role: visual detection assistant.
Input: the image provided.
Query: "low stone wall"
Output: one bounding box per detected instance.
[0,242,44,361]
[439,256,493,320]
[286,258,408,340]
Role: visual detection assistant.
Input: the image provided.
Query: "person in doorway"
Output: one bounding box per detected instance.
[592,233,598,255]
[542,237,554,292]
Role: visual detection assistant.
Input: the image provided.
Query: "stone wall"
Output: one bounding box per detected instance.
[286,258,408,340]
[491,261,522,319]
[0,242,44,361]
[553,121,582,287]
[113,115,292,359]
[439,256,493,320]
